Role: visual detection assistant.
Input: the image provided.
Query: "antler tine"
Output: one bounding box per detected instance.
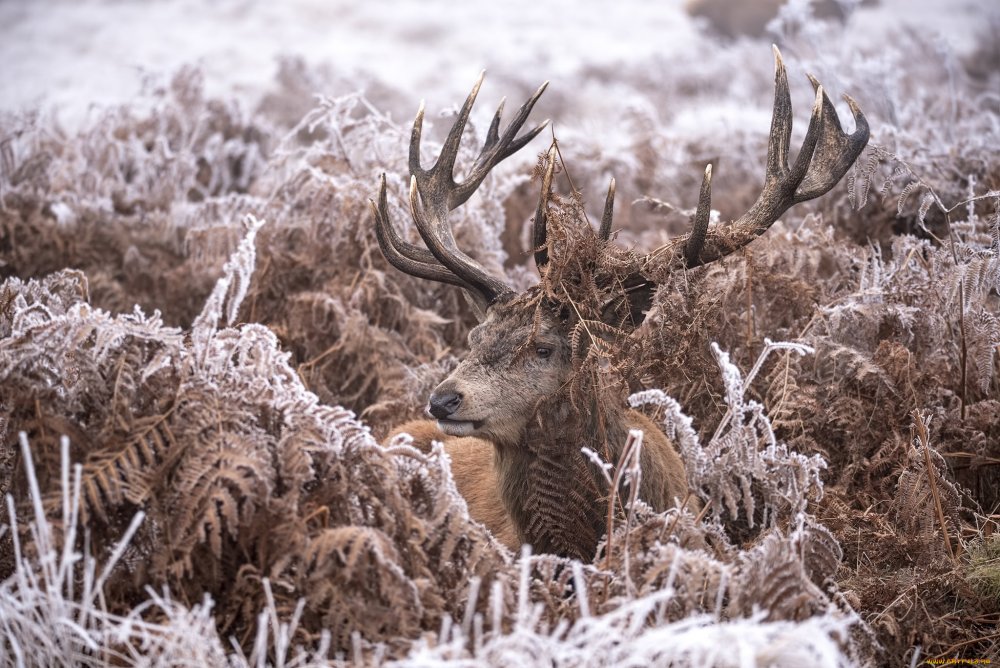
[685,164,712,267]
[533,145,558,269]
[482,95,507,156]
[644,46,869,272]
[407,72,485,190]
[487,83,550,162]
[458,80,550,207]
[416,72,484,201]
[766,45,795,184]
[736,45,826,231]
[408,175,513,303]
[599,177,616,241]
[535,154,616,269]
[410,73,550,209]
[731,45,869,230]
[401,73,550,306]
[798,74,870,200]
[370,174,472,290]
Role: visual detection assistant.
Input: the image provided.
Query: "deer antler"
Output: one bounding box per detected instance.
[371,73,549,309]
[533,146,616,271]
[528,47,868,328]
[644,45,869,272]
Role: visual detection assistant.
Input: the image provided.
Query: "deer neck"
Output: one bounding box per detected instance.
[492,395,631,561]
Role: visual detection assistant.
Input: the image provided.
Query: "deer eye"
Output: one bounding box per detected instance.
[535,345,553,359]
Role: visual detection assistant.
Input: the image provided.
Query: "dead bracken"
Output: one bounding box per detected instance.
[1,22,998,668]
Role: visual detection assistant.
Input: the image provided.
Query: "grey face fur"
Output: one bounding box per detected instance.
[429,300,571,447]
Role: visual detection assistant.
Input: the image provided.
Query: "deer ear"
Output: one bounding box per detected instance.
[599,278,656,329]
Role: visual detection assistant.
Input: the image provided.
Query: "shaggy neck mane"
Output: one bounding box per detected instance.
[493,383,633,561]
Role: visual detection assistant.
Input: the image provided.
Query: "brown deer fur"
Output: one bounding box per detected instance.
[391,421,519,548]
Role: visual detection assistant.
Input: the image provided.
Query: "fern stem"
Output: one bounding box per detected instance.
[744,247,754,350]
[912,410,957,565]
[549,133,593,229]
[943,210,968,419]
[958,277,968,420]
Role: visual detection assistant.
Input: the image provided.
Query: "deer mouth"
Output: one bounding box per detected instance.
[436,418,485,437]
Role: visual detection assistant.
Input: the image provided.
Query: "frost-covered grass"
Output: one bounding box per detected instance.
[1,435,229,666]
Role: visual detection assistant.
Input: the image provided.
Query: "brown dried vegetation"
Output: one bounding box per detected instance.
[1,16,998,667]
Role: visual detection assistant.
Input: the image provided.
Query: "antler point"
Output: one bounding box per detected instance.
[843,93,862,115]
[467,72,486,101]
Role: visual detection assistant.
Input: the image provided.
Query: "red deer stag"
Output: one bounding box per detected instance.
[372,47,868,560]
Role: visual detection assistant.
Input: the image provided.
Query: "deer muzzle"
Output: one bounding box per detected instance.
[427,388,484,436]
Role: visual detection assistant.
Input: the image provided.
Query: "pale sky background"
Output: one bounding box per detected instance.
[0,0,987,130]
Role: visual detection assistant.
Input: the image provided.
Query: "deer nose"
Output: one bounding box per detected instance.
[428,390,463,419]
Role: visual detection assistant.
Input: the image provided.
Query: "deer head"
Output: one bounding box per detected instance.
[371,47,869,449]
